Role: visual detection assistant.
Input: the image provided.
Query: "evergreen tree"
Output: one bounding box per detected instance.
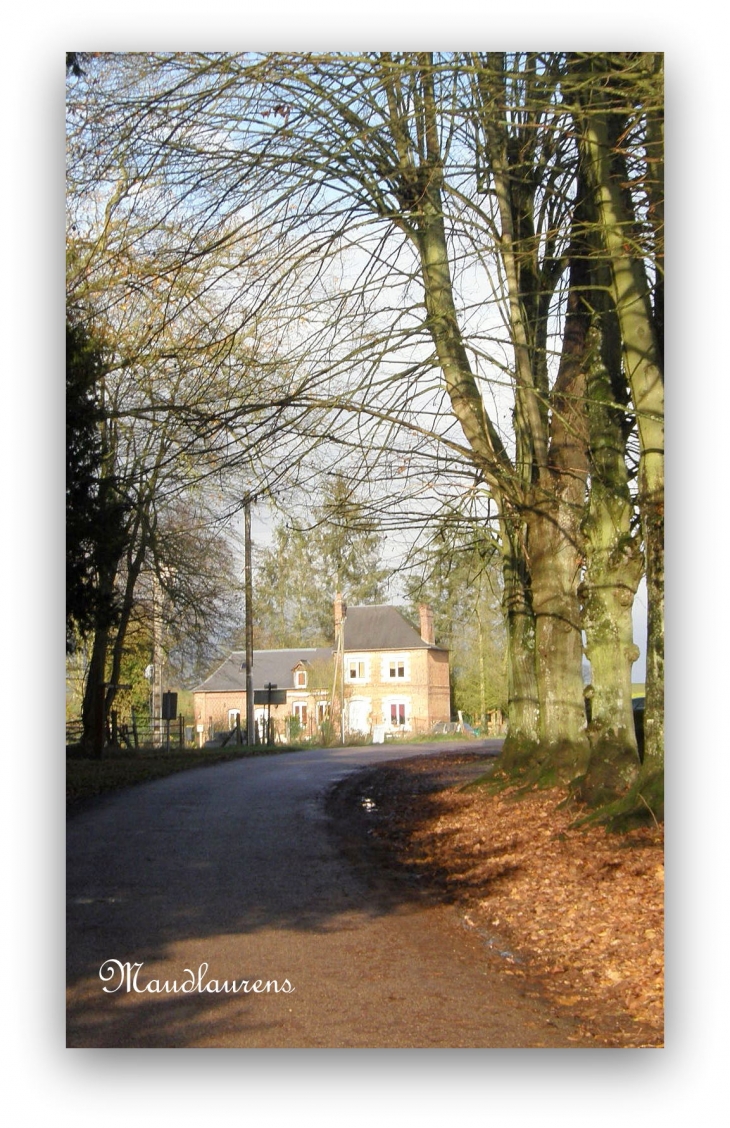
[66,317,127,651]
[253,479,390,647]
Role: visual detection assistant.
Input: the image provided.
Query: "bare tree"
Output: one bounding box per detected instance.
[67,53,661,817]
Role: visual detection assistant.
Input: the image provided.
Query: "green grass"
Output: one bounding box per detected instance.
[394,732,482,745]
[66,743,303,812]
[66,730,488,813]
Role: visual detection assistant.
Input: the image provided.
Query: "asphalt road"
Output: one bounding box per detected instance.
[67,740,590,1048]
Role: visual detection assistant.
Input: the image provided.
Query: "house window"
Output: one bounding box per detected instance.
[389,702,406,727]
[293,702,308,726]
[388,659,406,679]
[294,669,307,688]
[317,701,329,724]
[348,659,366,681]
[228,709,241,730]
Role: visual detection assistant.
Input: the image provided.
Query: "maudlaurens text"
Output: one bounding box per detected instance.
[99,960,295,995]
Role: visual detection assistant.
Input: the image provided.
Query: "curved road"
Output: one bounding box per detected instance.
[67,741,589,1048]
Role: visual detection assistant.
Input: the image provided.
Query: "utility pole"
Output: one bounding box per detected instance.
[152,574,163,745]
[340,620,346,744]
[334,594,347,744]
[244,497,255,746]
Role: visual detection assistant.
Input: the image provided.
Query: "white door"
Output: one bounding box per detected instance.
[347,699,369,734]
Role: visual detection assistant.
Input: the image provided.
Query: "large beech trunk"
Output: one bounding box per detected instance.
[498,518,539,767]
[578,316,644,803]
[639,483,664,789]
[527,503,590,781]
[576,73,664,796]
[386,56,647,792]
[411,83,589,780]
[580,554,641,799]
[409,159,541,760]
[523,266,592,783]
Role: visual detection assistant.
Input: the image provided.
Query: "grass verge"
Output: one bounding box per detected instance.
[66,731,487,814]
[66,743,302,813]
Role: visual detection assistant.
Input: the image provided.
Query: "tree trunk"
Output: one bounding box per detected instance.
[560,166,645,803]
[527,503,590,781]
[498,515,540,767]
[79,535,120,756]
[577,94,664,785]
[414,196,544,765]
[413,70,590,781]
[398,108,541,760]
[105,527,148,730]
[578,314,644,803]
[386,56,629,787]
[81,625,109,758]
[525,258,592,783]
[474,54,591,779]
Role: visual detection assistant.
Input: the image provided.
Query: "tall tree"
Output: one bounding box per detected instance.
[67,55,323,750]
[252,478,390,647]
[567,52,664,816]
[67,53,661,814]
[66,316,126,650]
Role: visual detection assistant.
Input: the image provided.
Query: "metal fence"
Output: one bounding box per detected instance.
[66,716,194,751]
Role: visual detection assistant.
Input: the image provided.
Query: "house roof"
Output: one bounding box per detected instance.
[193,606,447,695]
[343,605,446,652]
[193,647,334,694]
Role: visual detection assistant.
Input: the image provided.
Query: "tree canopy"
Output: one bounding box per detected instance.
[252,478,390,648]
[66,52,663,821]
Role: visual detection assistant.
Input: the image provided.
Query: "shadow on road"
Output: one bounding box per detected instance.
[67,744,514,1048]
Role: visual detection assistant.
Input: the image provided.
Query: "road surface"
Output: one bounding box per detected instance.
[67,741,589,1047]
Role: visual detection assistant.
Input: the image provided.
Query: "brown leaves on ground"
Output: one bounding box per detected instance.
[336,751,663,1048]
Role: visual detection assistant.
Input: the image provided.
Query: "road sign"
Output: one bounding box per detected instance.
[253,688,287,705]
[162,692,178,720]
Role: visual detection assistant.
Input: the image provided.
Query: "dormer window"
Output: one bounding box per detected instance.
[294,669,308,688]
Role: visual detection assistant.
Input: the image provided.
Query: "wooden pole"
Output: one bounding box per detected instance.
[244,498,255,747]
[340,614,346,744]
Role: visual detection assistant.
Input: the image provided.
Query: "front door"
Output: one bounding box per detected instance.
[347,699,369,734]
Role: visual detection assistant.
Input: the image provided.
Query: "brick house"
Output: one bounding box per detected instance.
[335,598,450,737]
[192,598,450,741]
[192,646,334,743]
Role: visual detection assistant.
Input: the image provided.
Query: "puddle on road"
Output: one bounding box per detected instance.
[351,789,522,966]
[461,914,524,964]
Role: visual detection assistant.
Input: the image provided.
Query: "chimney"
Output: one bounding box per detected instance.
[419,604,435,645]
[334,593,347,644]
